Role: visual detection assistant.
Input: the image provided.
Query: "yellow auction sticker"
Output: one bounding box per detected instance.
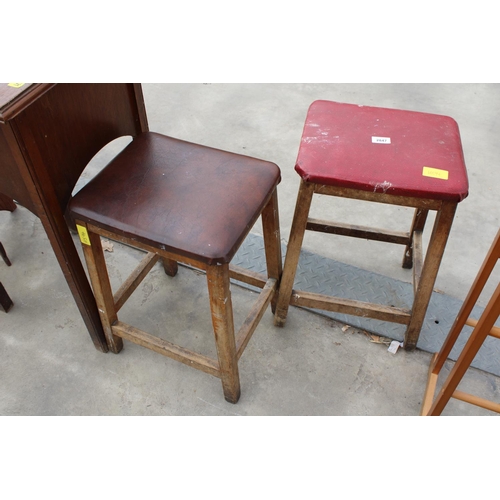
[422,166,449,180]
[8,83,25,88]
[76,224,91,246]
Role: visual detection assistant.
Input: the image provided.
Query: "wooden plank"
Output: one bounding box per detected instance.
[236,278,277,359]
[291,290,411,324]
[306,218,410,245]
[112,321,220,378]
[113,252,160,312]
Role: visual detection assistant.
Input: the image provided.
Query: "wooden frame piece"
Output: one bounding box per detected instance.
[0,240,13,312]
[0,242,12,267]
[113,252,160,312]
[421,229,500,416]
[0,281,13,312]
[290,290,411,324]
[74,188,281,404]
[274,179,458,350]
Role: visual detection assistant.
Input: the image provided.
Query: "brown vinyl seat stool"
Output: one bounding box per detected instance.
[69,132,282,404]
[421,229,500,415]
[274,100,469,350]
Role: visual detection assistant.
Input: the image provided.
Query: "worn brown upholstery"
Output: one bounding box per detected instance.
[69,130,282,403]
[71,132,279,264]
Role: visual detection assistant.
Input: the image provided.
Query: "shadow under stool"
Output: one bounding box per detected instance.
[274,100,469,350]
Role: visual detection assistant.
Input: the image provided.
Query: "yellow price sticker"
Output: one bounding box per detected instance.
[8,83,25,88]
[422,166,449,180]
[76,224,91,246]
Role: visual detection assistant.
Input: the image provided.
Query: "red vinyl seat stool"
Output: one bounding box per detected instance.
[69,132,282,404]
[274,100,469,350]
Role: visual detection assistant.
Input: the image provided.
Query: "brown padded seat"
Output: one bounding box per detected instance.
[69,132,281,265]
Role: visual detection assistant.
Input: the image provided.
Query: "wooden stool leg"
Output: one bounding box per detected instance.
[207,263,240,404]
[0,282,14,312]
[404,201,457,350]
[274,180,314,327]
[0,242,12,266]
[162,258,178,277]
[428,281,500,415]
[261,189,282,312]
[79,225,123,354]
[402,208,428,269]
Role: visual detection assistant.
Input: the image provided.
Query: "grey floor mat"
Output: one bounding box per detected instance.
[233,233,500,377]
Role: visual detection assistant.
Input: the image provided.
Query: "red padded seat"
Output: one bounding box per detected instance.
[296,100,468,202]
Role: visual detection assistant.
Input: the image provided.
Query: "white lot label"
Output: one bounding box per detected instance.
[372,136,391,144]
[388,340,403,354]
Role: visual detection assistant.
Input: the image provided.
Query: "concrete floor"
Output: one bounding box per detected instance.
[1,83,500,416]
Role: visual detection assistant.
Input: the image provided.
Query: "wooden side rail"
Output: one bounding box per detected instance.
[113,252,160,312]
[465,318,500,340]
[229,264,269,289]
[452,390,500,413]
[306,218,411,245]
[111,278,278,379]
[236,278,277,359]
[291,289,411,324]
[112,321,221,378]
